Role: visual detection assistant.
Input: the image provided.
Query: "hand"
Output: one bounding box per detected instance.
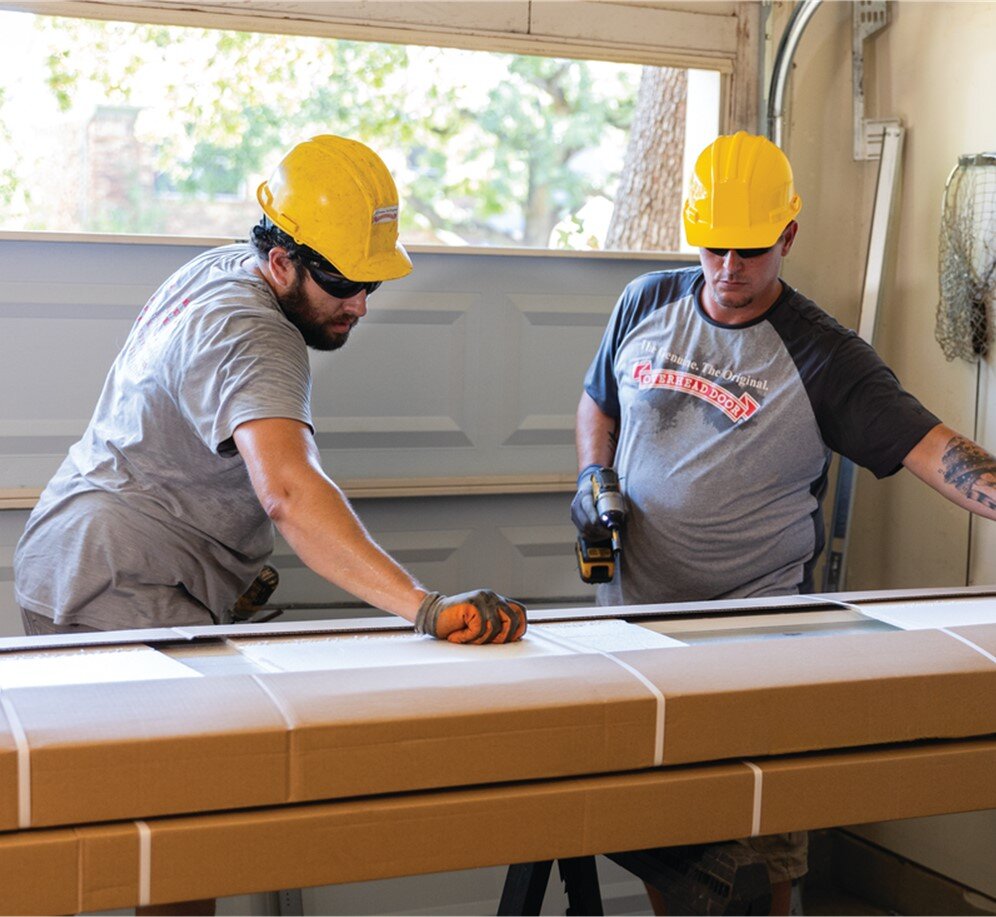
[415,590,528,644]
[571,463,612,540]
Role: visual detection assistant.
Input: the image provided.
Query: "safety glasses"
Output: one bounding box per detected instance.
[307,265,382,299]
[705,244,776,259]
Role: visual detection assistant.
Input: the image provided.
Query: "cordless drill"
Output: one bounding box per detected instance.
[575,467,625,584]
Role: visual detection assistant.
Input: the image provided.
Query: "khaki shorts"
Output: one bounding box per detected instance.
[738,831,808,883]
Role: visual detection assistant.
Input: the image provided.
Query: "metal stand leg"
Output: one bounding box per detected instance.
[558,856,604,916]
[498,861,553,915]
[275,888,304,916]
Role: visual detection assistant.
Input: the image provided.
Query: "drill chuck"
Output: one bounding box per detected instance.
[592,468,625,536]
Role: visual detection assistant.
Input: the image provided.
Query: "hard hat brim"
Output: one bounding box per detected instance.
[342,242,413,282]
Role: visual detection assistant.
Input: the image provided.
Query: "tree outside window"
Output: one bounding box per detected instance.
[0,12,719,252]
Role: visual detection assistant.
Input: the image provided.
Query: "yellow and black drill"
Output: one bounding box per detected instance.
[575,467,625,584]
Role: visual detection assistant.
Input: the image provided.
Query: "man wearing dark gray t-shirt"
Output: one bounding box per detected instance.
[573,132,996,916]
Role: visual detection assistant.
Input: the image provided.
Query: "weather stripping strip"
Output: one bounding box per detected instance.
[224,637,283,673]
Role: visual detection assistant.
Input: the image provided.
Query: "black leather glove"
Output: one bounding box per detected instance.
[415,589,528,644]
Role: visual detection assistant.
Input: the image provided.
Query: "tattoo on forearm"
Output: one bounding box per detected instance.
[940,436,996,511]
[608,429,618,453]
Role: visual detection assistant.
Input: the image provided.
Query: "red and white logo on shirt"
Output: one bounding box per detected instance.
[632,361,759,423]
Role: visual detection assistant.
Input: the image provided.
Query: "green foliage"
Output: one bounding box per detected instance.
[28,15,644,246]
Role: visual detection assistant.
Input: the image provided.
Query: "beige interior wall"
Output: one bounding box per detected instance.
[780,1,996,897]
[781,0,996,592]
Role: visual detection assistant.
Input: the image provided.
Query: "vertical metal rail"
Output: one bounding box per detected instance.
[766,0,823,147]
[823,124,906,591]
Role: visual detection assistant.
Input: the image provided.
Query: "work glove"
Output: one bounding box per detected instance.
[415,589,528,644]
[571,463,613,540]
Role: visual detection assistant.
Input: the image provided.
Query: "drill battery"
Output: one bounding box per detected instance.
[575,536,616,583]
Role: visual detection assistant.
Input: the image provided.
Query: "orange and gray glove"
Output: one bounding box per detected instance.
[415,589,528,644]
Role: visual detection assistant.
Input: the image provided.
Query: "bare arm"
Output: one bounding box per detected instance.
[234,418,427,622]
[576,391,619,472]
[902,423,996,519]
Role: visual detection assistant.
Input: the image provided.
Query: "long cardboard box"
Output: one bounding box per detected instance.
[618,625,996,764]
[2,736,994,914]
[0,622,994,831]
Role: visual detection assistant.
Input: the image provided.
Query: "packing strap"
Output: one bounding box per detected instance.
[135,820,152,907]
[250,674,298,729]
[741,760,764,837]
[940,628,996,665]
[530,629,666,766]
[0,691,30,828]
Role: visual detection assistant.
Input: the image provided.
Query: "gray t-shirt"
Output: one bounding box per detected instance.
[14,244,313,629]
[584,268,940,606]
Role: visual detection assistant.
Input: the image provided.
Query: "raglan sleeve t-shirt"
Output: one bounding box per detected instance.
[583,268,940,606]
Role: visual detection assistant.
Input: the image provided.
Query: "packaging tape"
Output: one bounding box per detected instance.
[940,628,996,665]
[0,692,30,828]
[742,760,763,837]
[531,629,666,766]
[250,673,298,729]
[135,820,152,907]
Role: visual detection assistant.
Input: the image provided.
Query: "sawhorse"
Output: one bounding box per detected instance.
[498,857,603,915]
[498,844,772,915]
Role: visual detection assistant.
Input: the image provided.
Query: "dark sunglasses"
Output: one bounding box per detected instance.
[705,243,777,259]
[307,265,382,299]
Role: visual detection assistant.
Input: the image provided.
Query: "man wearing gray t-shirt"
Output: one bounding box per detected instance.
[573,132,996,915]
[15,136,526,653]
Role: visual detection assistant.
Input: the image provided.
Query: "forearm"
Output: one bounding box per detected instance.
[903,423,996,520]
[576,391,620,471]
[267,471,427,620]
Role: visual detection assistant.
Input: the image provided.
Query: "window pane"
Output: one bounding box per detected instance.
[0,11,719,252]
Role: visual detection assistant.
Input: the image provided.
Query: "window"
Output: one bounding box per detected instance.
[0,11,719,252]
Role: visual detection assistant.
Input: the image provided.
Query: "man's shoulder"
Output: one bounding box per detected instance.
[627,265,701,293]
[772,284,857,348]
[620,265,701,311]
[164,246,301,357]
[176,245,278,318]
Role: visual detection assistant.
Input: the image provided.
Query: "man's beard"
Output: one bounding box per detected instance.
[276,270,354,351]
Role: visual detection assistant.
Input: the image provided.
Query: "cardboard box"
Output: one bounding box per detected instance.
[0,622,995,831]
[754,736,996,835]
[1,737,993,914]
[617,626,996,764]
[952,622,996,655]
[0,653,659,830]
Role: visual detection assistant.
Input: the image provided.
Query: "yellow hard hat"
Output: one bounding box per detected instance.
[257,135,413,281]
[683,131,802,249]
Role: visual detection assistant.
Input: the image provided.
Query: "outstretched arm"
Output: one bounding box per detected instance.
[902,423,996,519]
[233,417,526,643]
[234,417,428,620]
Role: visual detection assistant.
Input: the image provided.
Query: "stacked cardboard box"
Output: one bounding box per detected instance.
[0,596,993,911]
[2,736,995,914]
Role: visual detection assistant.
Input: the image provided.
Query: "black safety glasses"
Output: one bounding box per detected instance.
[705,243,776,259]
[307,265,382,299]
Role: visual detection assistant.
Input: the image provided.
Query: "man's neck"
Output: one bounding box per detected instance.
[699,278,783,326]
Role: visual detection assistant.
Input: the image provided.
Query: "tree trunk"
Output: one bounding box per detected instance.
[605,67,687,252]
